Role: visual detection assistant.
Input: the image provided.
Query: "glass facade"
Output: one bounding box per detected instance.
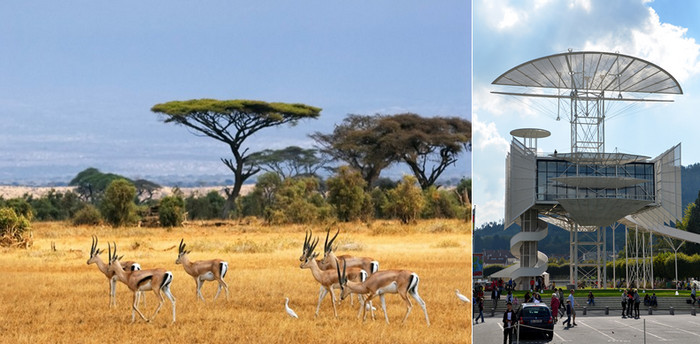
[536,159,654,202]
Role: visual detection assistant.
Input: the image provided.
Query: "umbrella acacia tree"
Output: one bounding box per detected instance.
[378,113,471,189]
[151,99,321,216]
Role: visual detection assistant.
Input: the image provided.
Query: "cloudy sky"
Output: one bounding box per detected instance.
[473,0,700,227]
[0,1,470,184]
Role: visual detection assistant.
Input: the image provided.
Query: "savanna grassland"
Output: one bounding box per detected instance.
[0,219,471,344]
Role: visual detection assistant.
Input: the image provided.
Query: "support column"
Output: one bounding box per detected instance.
[597,226,602,289]
[603,225,607,289]
[650,232,654,289]
[625,225,629,289]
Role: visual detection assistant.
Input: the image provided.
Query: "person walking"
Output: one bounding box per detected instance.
[551,292,560,324]
[503,302,516,344]
[568,289,578,326]
[633,289,641,319]
[562,299,572,328]
[558,288,566,319]
[621,290,627,318]
[475,296,485,324]
[530,278,535,291]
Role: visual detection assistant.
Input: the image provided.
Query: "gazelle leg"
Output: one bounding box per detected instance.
[110,278,116,307]
[356,294,364,318]
[140,291,147,307]
[400,292,413,324]
[380,294,388,323]
[329,287,338,318]
[214,279,230,301]
[316,286,327,317]
[410,290,430,326]
[163,285,176,323]
[196,278,205,302]
[132,292,149,323]
[149,289,165,321]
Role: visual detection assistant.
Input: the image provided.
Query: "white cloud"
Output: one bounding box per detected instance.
[474,196,506,227]
[583,7,700,83]
[473,112,510,152]
[479,0,527,31]
[569,0,592,12]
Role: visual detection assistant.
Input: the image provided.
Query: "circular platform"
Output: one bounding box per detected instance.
[510,128,551,139]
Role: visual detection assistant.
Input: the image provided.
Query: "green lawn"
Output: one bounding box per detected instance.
[488,289,691,299]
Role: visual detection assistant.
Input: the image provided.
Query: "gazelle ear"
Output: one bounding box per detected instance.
[96,249,103,255]
[187,250,191,255]
[312,252,319,259]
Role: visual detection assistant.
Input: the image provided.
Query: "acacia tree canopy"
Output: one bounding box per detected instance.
[151,99,321,216]
[310,114,396,189]
[378,113,471,189]
[247,146,327,179]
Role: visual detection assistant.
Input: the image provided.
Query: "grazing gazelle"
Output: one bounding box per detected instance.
[107,243,176,324]
[175,239,230,302]
[300,236,369,318]
[337,258,430,326]
[86,235,143,307]
[321,228,379,275]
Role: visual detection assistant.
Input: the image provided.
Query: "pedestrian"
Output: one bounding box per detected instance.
[651,293,658,307]
[530,278,535,291]
[475,296,485,324]
[558,288,566,319]
[568,289,578,326]
[587,291,595,306]
[621,290,627,318]
[551,292,560,324]
[535,278,540,293]
[692,285,697,305]
[633,289,641,319]
[562,299,572,328]
[627,289,634,317]
[524,291,531,303]
[492,287,498,309]
[507,278,513,292]
[503,301,516,344]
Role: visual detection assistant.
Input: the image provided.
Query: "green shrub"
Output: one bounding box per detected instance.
[72,204,102,226]
[326,166,370,222]
[100,179,138,227]
[383,175,425,224]
[159,195,186,227]
[0,207,32,247]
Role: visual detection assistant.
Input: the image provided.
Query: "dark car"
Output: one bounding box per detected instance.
[516,303,554,340]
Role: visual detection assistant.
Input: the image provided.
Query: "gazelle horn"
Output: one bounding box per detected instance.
[325,228,339,252]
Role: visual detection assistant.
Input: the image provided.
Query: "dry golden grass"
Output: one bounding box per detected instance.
[0,219,471,344]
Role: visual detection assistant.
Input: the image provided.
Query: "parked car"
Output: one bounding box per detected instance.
[517,303,554,340]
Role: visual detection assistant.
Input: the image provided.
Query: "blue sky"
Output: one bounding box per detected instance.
[473,0,700,227]
[0,1,470,184]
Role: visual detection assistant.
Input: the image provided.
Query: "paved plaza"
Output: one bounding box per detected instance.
[473,314,700,343]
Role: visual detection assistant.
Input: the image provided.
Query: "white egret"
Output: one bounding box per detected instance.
[456,289,470,303]
[285,297,298,319]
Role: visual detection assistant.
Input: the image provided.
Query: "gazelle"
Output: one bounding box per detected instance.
[337,258,430,326]
[175,239,230,302]
[300,236,369,317]
[87,235,144,307]
[321,228,379,275]
[107,243,176,324]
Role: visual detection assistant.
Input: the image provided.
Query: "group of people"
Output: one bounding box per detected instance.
[621,288,641,319]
